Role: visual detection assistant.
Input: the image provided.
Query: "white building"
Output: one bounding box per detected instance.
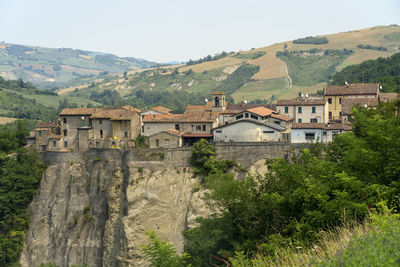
[213,119,287,142]
[291,123,352,143]
[276,98,328,123]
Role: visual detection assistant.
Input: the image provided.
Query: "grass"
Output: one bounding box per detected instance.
[1,88,100,108]
[230,211,400,266]
[231,78,289,102]
[277,52,351,86]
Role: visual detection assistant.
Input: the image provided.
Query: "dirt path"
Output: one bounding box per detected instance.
[284,63,292,88]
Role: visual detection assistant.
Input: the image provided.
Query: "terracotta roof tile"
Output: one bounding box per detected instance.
[59,108,97,116]
[380,93,398,102]
[122,105,142,113]
[211,91,226,95]
[90,108,137,120]
[270,113,293,121]
[342,98,379,115]
[152,106,172,114]
[36,122,58,129]
[276,99,326,106]
[226,103,276,111]
[246,106,275,117]
[143,114,184,122]
[292,123,325,129]
[325,83,379,96]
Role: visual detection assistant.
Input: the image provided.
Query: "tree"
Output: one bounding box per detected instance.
[142,231,190,267]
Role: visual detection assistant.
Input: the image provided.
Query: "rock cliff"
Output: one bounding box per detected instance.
[20,150,208,267]
[20,144,301,266]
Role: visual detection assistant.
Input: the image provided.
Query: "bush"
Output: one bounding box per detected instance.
[293,36,329,45]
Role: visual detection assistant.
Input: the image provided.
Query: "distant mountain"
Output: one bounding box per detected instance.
[60,25,400,106]
[0,43,158,89]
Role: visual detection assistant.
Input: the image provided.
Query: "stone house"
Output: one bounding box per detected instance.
[324,83,380,121]
[148,129,183,148]
[59,108,97,150]
[89,107,141,149]
[276,98,329,124]
[341,97,379,122]
[34,122,62,152]
[291,122,352,143]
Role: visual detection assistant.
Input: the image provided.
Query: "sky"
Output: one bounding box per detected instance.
[0,0,399,63]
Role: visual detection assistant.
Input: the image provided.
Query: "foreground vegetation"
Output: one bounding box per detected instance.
[143,96,400,266]
[0,120,47,266]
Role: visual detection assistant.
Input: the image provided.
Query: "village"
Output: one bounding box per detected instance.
[27,83,398,151]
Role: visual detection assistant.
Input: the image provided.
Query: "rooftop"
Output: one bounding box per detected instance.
[36,122,58,129]
[90,108,137,120]
[342,97,379,115]
[151,106,172,114]
[292,122,352,130]
[325,83,379,96]
[276,99,326,106]
[380,92,398,102]
[246,106,275,117]
[59,108,97,116]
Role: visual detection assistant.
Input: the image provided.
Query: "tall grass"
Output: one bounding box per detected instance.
[230,210,400,266]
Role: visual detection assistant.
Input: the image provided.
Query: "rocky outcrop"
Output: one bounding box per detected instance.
[20,145,295,266]
[20,151,208,267]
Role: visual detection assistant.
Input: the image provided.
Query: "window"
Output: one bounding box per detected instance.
[63,118,67,124]
[142,126,144,133]
[100,130,103,138]
[284,106,289,113]
[329,111,332,119]
[312,107,316,113]
[328,98,332,104]
[263,130,274,133]
[99,119,102,125]
[63,130,67,136]
[196,125,201,131]
[250,114,258,120]
[216,130,222,133]
[202,125,206,131]
[305,133,315,140]
[53,140,57,147]
[245,113,249,118]
[191,125,194,131]
[112,141,115,145]
[236,114,243,120]
[274,121,281,125]
[298,118,302,123]
[155,139,159,147]
[175,124,180,130]
[124,131,128,138]
[339,98,342,104]
[339,112,342,117]
[64,141,68,148]
[310,118,317,123]
[165,139,170,147]
[298,107,302,114]
[38,130,42,136]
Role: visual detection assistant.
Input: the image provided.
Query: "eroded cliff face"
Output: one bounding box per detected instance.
[20,150,209,267]
[20,145,280,267]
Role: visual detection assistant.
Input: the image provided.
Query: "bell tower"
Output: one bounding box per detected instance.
[211,91,226,112]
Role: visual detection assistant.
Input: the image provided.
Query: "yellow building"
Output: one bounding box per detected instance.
[324,83,379,121]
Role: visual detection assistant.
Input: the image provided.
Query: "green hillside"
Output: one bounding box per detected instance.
[60,25,400,108]
[0,43,157,89]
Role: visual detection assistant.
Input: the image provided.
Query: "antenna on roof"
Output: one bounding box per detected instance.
[345,81,349,86]
[379,85,383,90]
[364,104,368,108]
[244,100,247,104]
[81,116,85,120]
[205,99,208,103]
[305,94,308,98]
[301,93,304,98]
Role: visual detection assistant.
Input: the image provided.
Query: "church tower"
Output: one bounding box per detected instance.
[211,91,226,112]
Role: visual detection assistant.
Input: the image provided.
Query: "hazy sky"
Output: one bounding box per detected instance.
[1,0,399,62]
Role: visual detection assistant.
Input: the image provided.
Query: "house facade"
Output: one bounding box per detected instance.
[276,98,328,124]
[324,83,380,121]
[148,129,183,148]
[213,119,287,142]
[291,122,352,143]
